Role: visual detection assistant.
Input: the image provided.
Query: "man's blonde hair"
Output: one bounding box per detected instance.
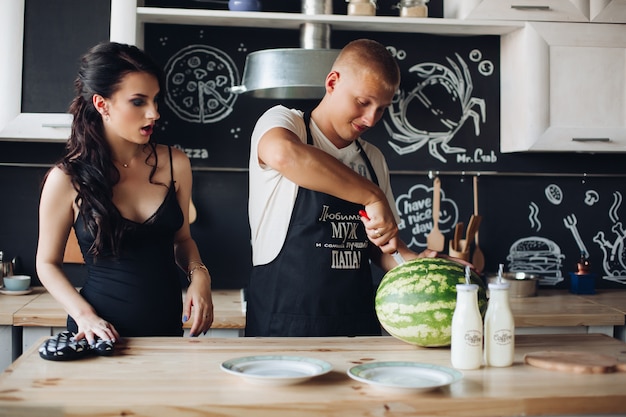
[332,39,400,94]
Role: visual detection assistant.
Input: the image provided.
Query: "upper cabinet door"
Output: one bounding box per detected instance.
[445,0,590,22]
[590,0,626,22]
[500,22,626,153]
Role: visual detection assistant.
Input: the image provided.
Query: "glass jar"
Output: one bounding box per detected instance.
[228,0,262,12]
[347,0,376,16]
[398,0,428,17]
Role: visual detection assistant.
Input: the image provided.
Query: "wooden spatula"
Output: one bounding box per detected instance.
[427,177,445,251]
[472,176,485,272]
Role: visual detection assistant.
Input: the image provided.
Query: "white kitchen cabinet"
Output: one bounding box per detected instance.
[444,0,591,22]
[500,21,626,152]
[590,0,626,22]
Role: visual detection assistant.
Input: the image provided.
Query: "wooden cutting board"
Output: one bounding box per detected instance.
[524,351,626,374]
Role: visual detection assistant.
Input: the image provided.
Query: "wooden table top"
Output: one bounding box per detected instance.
[8,288,246,329]
[580,290,626,314]
[0,334,625,417]
[0,287,46,325]
[510,289,625,327]
[6,288,625,330]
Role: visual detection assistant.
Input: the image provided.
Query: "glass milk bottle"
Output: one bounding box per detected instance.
[451,278,483,370]
[484,271,515,367]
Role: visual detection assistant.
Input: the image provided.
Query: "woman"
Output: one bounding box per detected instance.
[36,42,213,345]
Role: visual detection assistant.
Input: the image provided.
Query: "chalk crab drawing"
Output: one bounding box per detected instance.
[383,52,486,163]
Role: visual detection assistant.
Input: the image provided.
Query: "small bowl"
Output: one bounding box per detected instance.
[488,272,539,298]
[3,275,31,291]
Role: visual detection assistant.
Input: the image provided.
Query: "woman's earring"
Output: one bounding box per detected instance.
[104,114,110,122]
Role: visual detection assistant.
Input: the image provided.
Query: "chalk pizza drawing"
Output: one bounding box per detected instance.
[593,191,626,284]
[164,44,240,124]
[507,237,565,286]
[383,52,488,163]
[396,183,459,249]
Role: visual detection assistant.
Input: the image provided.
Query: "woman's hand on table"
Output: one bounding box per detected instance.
[183,272,214,337]
[74,313,120,346]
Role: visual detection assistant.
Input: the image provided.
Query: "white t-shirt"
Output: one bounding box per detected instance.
[248,105,399,266]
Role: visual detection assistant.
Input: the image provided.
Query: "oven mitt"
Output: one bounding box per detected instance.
[39,331,114,361]
[92,337,114,356]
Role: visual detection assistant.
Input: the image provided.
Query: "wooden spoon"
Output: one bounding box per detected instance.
[472,176,485,272]
[427,177,445,251]
[463,214,482,257]
[452,222,464,251]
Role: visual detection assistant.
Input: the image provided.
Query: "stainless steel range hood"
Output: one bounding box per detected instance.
[229,0,340,99]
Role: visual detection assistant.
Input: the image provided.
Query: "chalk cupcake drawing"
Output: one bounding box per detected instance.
[383,51,489,163]
[163,44,240,124]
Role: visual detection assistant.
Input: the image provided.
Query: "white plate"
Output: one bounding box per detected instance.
[347,361,462,393]
[220,355,332,386]
[0,288,33,296]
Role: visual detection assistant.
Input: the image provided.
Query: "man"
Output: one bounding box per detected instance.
[247,39,435,337]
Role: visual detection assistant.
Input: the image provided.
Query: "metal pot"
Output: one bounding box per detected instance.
[229,48,339,99]
[488,272,539,298]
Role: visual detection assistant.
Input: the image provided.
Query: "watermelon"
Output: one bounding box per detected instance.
[375,257,487,347]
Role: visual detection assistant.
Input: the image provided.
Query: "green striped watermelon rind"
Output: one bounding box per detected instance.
[375,257,487,347]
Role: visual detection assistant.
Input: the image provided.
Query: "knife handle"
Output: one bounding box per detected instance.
[359,210,405,265]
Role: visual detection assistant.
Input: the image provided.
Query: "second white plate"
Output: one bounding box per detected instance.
[220,355,332,386]
[347,361,462,393]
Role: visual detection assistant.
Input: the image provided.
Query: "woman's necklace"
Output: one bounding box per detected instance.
[114,146,142,168]
[116,158,134,168]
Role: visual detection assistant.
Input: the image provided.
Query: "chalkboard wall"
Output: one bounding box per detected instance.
[1,0,625,292]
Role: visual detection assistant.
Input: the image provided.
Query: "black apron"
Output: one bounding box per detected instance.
[246,113,382,337]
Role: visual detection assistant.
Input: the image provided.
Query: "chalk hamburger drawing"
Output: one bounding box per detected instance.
[507,237,565,286]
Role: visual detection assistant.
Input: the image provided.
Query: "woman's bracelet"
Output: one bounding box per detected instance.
[187,261,209,284]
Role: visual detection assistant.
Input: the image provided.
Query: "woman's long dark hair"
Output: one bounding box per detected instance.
[60,42,165,258]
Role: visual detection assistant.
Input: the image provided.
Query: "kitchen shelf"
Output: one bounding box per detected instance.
[137,7,525,35]
[0,2,526,143]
